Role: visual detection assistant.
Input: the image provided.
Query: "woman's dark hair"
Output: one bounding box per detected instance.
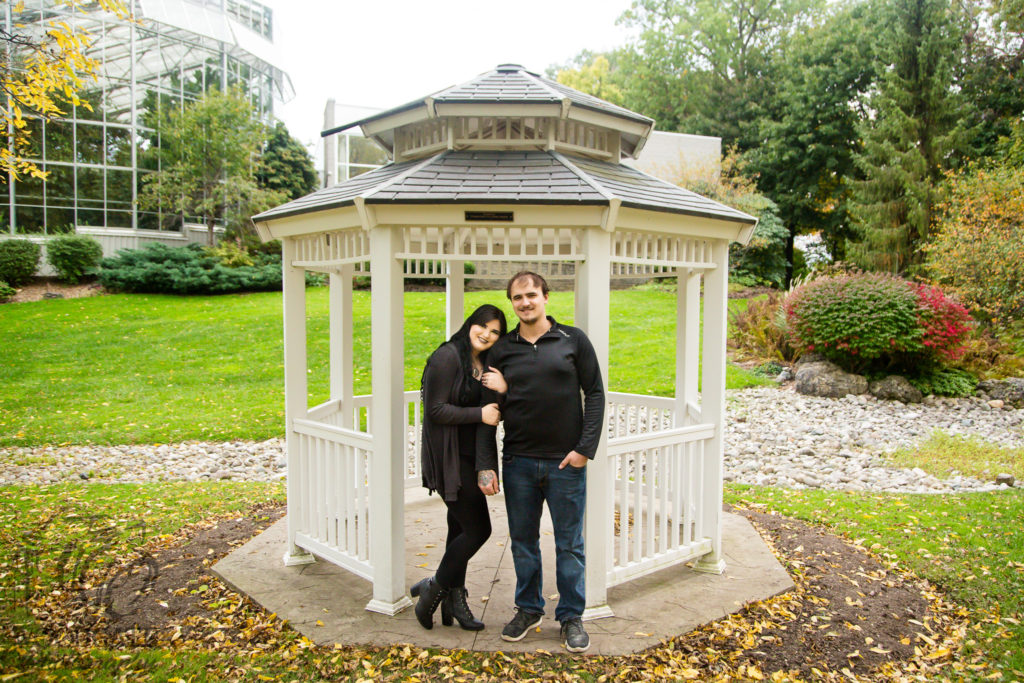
[445,304,507,401]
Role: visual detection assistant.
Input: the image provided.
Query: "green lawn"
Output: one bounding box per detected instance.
[0,288,770,447]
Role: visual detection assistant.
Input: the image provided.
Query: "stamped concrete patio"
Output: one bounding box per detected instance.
[213,487,793,656]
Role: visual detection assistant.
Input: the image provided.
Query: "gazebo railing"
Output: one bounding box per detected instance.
[604,393,714,586]
[290,418,373,581]
[292,391,715,587]
[308,392,424,487]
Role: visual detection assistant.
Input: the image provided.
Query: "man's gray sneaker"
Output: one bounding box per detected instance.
[560,617,590,653]
[501,609,543,642]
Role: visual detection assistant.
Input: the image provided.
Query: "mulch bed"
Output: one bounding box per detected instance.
[28,502,963,679]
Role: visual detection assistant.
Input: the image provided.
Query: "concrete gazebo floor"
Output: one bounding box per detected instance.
[212,487,793,656]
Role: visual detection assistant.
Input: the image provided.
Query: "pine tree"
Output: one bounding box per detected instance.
[848,0,966,273]
[258,122,318,201]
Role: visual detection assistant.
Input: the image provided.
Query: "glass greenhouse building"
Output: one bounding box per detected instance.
[2,0,291,235]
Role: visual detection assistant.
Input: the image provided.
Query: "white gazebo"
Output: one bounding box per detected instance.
[252,64,756,618]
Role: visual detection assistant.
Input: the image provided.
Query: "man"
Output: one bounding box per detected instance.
[477,271,605,653]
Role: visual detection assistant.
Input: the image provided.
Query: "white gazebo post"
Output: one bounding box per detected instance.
[694,239,729,574]
[366,225,413,614]
[676,265,702,425]
[577,224,613,619]
[282,238,314,566]
[330,264,355,430]
[446,258,465,337]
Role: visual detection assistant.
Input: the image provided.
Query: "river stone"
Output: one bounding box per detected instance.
[978,379,1024,408]
[869,375,924,403]
[795,361,868,398]
[996,473,1015,486]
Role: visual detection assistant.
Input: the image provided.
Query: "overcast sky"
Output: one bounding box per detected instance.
[268,0,636,150]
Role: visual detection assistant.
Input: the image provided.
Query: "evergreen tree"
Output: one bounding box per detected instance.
[847,0,966,273]
[258,122,318,201]
[745,1,878,281]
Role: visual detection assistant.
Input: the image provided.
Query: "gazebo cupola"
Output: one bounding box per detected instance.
[253,64,757,618]
[325,62,654,164]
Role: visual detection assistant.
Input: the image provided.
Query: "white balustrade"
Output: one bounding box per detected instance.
[294,390,714,589]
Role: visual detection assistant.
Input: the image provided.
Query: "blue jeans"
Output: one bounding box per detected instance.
[503,456,586,623]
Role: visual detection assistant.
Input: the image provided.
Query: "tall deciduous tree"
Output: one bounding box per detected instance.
[616,0,823,147]
[1,0,128,181]
[958,0,1024,159]
[745,1,878,280]
[257,122,318,201]
[554,55,626,106]
[924,122,1024,324]
[847,0,967,273]
[138,88,285,245]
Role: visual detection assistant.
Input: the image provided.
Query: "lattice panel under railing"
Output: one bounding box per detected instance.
[397,226,583,263]
[610,232,716,274]
[291,229,370,271]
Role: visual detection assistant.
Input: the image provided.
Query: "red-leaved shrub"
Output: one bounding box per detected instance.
[784,273,972,373]
[913,283,972,361]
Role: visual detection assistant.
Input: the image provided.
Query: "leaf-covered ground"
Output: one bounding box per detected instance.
[1,482,998,682]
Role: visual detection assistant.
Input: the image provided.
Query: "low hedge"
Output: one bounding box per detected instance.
[46,234,104,284]
[0,239,41,286]
[97,243,283,295]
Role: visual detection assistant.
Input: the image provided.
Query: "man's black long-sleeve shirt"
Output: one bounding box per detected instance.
[478,316,605,469]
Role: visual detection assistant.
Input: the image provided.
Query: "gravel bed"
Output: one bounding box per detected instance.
[2,387,1021,493]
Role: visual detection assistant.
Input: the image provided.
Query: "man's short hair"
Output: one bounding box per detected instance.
[506,271,550,299]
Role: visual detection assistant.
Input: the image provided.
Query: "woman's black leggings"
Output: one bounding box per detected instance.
[436,454,492,589]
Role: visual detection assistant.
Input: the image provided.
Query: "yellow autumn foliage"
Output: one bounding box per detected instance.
[924,159,1024,326]
[1,0,130,181]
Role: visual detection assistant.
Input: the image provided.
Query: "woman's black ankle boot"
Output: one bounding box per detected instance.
[410,576,449,630]
[441,586,484,631]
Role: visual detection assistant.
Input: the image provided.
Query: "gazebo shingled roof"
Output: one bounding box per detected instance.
[253,150,757,225]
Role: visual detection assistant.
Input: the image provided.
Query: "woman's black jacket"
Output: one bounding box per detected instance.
[419,342,498,501]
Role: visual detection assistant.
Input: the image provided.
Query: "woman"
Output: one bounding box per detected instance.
[411,304,507,630]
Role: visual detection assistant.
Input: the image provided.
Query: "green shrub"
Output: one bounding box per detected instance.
[792,248,808,282]
[97,243,282,295]
[784,273,922,372]
[729,293,800,363]
[783,273,971,374]
[907,368,977,397]
[952,327,1024,380]
[305,271,327,287]
[204,241,254,268]
[729,198,789,287]
[0,239,41,286]
[45,234,103,283]
[0,280,16,302]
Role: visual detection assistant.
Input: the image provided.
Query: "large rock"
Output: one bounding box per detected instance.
[977,378,1024,408]
[794,361,868,398]
[869,375,924,403]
